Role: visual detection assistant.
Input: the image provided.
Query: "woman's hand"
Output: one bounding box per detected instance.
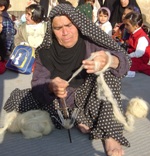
[82,51,119,73]
[82,51,108,73]
[48,77,69,98]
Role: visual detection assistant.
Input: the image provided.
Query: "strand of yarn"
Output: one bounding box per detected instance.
[95,52,133,131]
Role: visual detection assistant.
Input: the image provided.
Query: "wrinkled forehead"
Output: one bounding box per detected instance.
[51,15,71,24]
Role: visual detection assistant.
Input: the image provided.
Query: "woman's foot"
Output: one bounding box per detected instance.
[78,123,90,133]
[104,137,124,156]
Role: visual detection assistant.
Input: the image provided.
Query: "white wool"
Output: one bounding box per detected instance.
[126,97,149,118]
[0,110,54,139]
[95,52,133,131]
[18,110,54,139]
[125,97,149,130]
[0,111,20,135]
[95,52,149,132]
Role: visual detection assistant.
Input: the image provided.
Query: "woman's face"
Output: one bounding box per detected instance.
[52,16,79,48]
[0,17,3,33]
[122,8,132,21]
[25,10,36,25]
[120,0,129,7]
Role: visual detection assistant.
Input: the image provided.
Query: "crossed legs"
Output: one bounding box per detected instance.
[78,123,124,156]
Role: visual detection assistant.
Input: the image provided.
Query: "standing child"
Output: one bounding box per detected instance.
[0,14,7,74]
[95,7,112,36]
[14,4,47,49]
[123,12,150,76]
[0,0,16,56]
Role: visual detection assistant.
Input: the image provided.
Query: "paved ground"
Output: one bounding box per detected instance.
[0,70,150,156]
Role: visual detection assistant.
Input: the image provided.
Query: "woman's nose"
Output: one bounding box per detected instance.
[62,27,68,35]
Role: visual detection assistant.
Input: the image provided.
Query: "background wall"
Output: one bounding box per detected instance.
[9,0,28,11]
[137,0,150,27]
[8,0,150,26]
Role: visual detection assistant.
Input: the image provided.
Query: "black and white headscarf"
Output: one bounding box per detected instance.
[37,3,130,64]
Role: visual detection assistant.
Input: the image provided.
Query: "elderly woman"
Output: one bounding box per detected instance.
[4,3,131,156]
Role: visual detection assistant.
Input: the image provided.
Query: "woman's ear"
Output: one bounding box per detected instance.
[0,6,5,12]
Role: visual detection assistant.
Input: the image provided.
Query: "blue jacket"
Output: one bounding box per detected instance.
[2,11,16,52]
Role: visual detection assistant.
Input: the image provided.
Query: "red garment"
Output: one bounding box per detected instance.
[0,60,6,74]
[127,28,150,75]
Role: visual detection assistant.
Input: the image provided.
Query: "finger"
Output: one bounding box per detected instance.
[54,90,67,98]
[94,61,101,72]
[82,60,95,66]
[57,91,67,98]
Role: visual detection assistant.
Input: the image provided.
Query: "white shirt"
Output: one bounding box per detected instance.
[129,28,149,58]
[96,21,112,36]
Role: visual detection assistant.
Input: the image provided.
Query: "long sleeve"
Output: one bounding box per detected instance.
[14,24,28,46]
[2,12,16,52]
[129,37,148,58]
[31,57,76,107]
[85,40,130,77]
[31,57,55,105]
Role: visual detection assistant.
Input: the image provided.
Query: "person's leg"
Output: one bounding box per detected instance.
[78,123,90,133]
[130,58,150,76]
[78,123,124,156]
[104,137,124,156]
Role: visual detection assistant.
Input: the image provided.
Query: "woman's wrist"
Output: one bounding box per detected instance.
[110,55,119,69]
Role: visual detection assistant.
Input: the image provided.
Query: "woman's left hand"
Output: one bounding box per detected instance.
[82,51,109,73]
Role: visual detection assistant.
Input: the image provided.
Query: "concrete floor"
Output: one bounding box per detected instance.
[0,70,150,156]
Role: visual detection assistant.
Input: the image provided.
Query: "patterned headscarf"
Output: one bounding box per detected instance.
[37,3,130,62]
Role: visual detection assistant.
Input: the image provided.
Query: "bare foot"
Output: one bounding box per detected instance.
[104,137,124,156]
[78,123,90,133]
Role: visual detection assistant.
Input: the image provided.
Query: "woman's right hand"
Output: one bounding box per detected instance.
[48,77,69,98]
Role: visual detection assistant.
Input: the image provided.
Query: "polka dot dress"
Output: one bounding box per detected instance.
[75,73,130,147]
[4,3,131,148]
[4,88,63,129]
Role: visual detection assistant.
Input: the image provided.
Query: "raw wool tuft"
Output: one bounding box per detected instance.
[125,97,149,130]
[0,111,19,135]
[94,53,149,132]
[0,110,54,139]
[94,52,132,131]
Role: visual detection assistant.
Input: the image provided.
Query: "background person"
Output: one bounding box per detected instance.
[95,7,112,36]
[0,0,16,56]
[110,0,141,28]
[0,13,7,74]
[14,4,47,49]
[124,12,150,76]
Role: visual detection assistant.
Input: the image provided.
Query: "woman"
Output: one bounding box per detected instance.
[103,0,118,13]
[110,0,141,28]
[33,3,131,155]
[4,3,131,156]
